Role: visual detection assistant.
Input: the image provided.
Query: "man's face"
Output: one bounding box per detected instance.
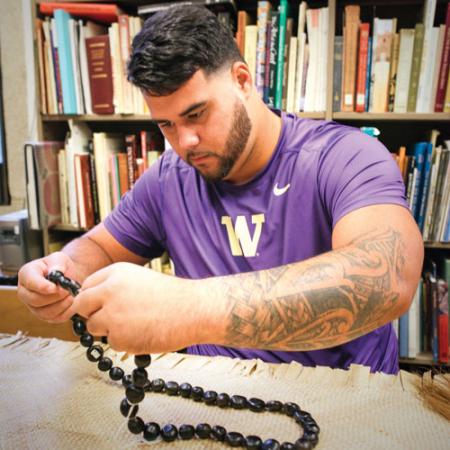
[143,69,253,183]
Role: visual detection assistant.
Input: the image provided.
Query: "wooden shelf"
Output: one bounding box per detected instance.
[400,352,450,367]
[51,224,88,232]
[42,114,153,122]
[332,112,450,121]
[424,242,450,250]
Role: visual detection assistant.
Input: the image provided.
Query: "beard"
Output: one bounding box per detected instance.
[187,98,252,182]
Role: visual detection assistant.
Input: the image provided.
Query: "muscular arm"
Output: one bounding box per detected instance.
[198,205,423,351]
[63,223,148,282]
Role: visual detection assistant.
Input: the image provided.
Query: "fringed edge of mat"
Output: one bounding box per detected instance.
[0,332,420,393]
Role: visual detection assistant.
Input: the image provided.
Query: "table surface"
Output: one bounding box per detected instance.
[0,333,449,450]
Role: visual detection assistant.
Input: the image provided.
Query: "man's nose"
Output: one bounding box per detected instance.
[177,125,200,149]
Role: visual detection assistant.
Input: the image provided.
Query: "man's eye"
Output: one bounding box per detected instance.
[159,122,173,129]
[188,110,204,120]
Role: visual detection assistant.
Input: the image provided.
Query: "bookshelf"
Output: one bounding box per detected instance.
[27,0,450,368]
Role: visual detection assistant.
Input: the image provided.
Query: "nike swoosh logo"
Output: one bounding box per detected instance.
[273,183,291,196]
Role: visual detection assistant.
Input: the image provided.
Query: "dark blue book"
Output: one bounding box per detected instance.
[398,311,409,359]
[411,142,428,222]
[417,142,433,231]
[364,37,372,112]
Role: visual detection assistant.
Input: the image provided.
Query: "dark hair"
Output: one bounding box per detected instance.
[127,5,243,96]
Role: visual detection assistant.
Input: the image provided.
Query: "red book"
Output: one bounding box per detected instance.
[39,2,123,24]
[355,23,370,112]
[435,3,450,112]
[437,279,449,364]
[85,35,114,115]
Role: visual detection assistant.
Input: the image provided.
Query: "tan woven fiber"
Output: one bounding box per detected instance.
[0,333,449,450]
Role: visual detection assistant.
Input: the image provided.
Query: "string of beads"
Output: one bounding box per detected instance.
[47,270,320,450]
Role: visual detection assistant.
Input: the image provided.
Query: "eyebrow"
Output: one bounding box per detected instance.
[152,101,207,124]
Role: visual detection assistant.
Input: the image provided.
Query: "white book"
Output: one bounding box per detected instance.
[255,1,271,98]
[244,25,258,84]
[297,1,307,40]
[429,25,446,112]
[394,29,415,113]
[130,17,145,114]
[65,120,92,227]
[423,146,442,241]
[408,281,422,359]
[109,23,123,114]
[286,37,298,113]
[25,145,40,230]
[294,32,307,112]
[437,161,450,241]
[68,19,84,114]
[57,149,70,225]
[79,20,106,115]
[93,133,124,221]
[317,7,328,111]
[416,27,440,112]
[304,9,319,112]
[118,16,134,114]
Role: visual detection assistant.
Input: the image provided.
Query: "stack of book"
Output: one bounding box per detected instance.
[334,1,450,113]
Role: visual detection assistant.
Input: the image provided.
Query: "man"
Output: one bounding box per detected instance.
[18,6,423,374]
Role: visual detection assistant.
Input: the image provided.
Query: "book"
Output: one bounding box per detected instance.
[355,23,370,112]
[24,142,64,230]
[369,18,397,113]
[408,281,422,359]
[86,35,114,114]
[285,36,298,113]
[255,2,272,98]
[74,153,95,229]
[244,25,258,86]
[137,0,236,16]
[364,37,372,112]
[274,0,288,109]
[387,32,399,112]
[437,278,449,363]
[39,2,124,24]
[429,25,446,112]
[54,9,78,114]
[435,3,450,112]
[393,29,415,113]
[266,11,279,108]
[294,2,308,112]
[341,5,360,112]
[407,23,425,112]
[332,36,343,112]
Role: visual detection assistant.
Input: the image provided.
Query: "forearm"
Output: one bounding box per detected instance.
[62,235,113,283]
[199,227,418,351]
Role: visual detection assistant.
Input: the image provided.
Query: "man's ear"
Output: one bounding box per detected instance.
[231,61,253,98]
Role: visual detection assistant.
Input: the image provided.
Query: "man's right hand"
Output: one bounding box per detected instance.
[18,252,78,323]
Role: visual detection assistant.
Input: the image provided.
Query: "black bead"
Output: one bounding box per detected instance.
[161,424,178,442]
[262,439,280,450]
[80,333,94,348]
[203,390,218,405]
[302,431,319,444]
[165,381,179,396]
[100,336,108,344]
[293,411,312,424]
[294,439,313,450]
[151,378,165,392]
[126,385,145,404]
[282,402,300,417]
[127,416,145,434]
[109,366,124,381]
[245,435,263,449]
[97,356,113,372]
[217,392,230,408]
[211,425,227,441]
[86,345,103,362]
[143,422,160,441]
[134,354,151,368]
[129,405,139,418]
[280,443,295,450]
[248,397,265,412]
[72,318,86,336]
[226,431,245,447]
[195,423,211,439]
[122,374,133,388]
[179,424,195,440]
[265,400,283,412]
[143,380,152,392]
[120,398,131,418]
[230,395,247,409]
[191,386,204,401]
[179,382,192,398]
[132,368,148,388]
[303,422,320,434]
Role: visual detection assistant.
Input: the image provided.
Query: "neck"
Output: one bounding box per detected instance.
[225,100,282,185]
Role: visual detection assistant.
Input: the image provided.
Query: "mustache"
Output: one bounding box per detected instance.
[186,151,219,161]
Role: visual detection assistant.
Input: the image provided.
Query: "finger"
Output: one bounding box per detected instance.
[18,260,59,295]
[18,285,70,308]
[81,266,113,290]
[70,284,106,319]
[85,309,109,337]
[27,296,74,323]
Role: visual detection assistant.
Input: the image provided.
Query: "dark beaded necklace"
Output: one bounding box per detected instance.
[47,270,320,450]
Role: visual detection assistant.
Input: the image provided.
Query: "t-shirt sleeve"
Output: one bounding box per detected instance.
[318,131,409,228]
[104,161,166,259]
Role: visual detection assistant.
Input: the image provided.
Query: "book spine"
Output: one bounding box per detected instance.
[387,32,399,112]
[355,23,369,112]
[255,1,271,98]
[394,29,415,113]
[274,0,288,109]
[437,279,449,363]
[332,36,343,112]
[267,12,279,108]
[263,20,272,104]
[88,141,101,225]
[407,23,425,112]
[126,134,137,189]
[435,3,450,112]
[417,143,433,232]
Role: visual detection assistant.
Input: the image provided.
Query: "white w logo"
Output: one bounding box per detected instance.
[221,214,265,257]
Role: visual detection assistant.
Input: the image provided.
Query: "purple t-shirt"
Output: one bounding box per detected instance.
[105,112,408,374]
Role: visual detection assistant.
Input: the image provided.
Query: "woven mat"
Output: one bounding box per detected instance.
[0,333,449,450]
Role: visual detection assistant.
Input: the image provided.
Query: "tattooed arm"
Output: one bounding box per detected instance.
[200,204,423,351]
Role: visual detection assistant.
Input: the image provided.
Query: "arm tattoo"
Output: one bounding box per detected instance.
[222,227,405,351]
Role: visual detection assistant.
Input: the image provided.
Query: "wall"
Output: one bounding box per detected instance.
[0,0,38,214]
